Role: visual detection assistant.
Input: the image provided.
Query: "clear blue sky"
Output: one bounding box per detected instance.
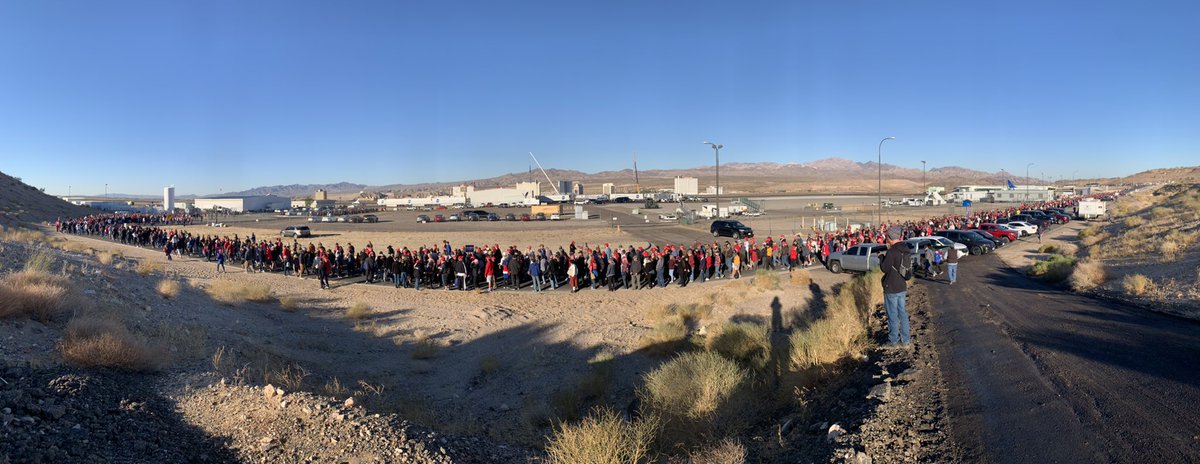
[1,0,1197,196]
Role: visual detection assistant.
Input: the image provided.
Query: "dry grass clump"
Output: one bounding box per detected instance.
[1124,216,1146,229]
[1159,241,1180,260]
[1149,206,1174,220]
[59,317,156,371]
[24,249,55,273]
[639,318,691,355]
[643,350,744,446]
[135,259,162,277]
[789,269,812,287]
[850,270,884,314]
[752,270,780,291]
[156,279,181,299]
[1069,259,1106,292]
[410,331,439,360]
[688,438,747,464]
[0,227,49,244]
[278,295,301,311]
[647,302,713,325]
[1123,274,1154,296]
[206,280,273,305]
[95,250,117,266]
[640,351,749,444]
[346,301,372,319]
[1038,242,1079,257]
[0,271,71,321]
[1028,254,1077,283]
[544,407,658,464]
[706,322,771,371]
[790,284,868,370]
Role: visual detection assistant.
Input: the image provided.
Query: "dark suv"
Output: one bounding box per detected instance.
[711,220,754,239]
[934,230,996,256]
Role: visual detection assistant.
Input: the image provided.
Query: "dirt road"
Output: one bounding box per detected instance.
[928,253,1200,462]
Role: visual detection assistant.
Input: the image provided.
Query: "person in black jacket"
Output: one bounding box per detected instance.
[880,226,913,348]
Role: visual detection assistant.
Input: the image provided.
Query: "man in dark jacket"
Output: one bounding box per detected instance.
[945,242,959,285]
[879,226,913,348]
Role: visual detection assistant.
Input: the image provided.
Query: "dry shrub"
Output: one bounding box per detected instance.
[206,280,273,305]
[1028,254,1077,283]
[95,250,116,266]
[1123,274,1154,296]
[1056,242,1079,257]
[1150,206,1173,220]
[850,270,884,314]
[0,271,71,321]
[346,301,372,319]
[60,317,155,371]
[156,279,181,299]
[136,259,162,276]
[1069,259,1106,292]
[1124,216,1146,229]
[706,322,770,371]
[411,331,439,359]
[640,351,749,444]
[752,270,780,291]
[1037,243,1057,253]
[24,249,55,273]
[789,269,812,287]
[0,227,49,244]
[688,438,747,464]
[544,408,658,464]
[1160,241,1180,261]
[639,318,692,356]
[479,356,500,376]
[648,303,713,325]
[790,285,867,369]
[278,295,301,311]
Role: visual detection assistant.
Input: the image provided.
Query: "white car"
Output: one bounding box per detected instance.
[1004,221,1037,236]
[658,213,677,221]
[907,236,968,259]
[550,213,562,220]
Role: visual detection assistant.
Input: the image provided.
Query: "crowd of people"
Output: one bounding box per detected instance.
[51,196,1082,294]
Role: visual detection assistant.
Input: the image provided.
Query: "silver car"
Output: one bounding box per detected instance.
[825,243,888,274]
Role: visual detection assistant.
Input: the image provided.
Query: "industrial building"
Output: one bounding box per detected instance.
[163,186,175,212]
[674,177,699,195]
[601,183,615,195]
[193,195,290,212]
[947,185,1057,203]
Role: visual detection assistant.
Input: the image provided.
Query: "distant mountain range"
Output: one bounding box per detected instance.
[200,158,1200,198]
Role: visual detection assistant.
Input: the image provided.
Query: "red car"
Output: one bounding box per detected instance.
[433,214,445,222]
[972,223,1018,243]
[520,213,532,221]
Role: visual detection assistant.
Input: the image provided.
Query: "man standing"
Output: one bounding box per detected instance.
[880,226,913,348]
[945,243,959,285]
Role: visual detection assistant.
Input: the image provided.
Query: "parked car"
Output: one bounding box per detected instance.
[520,213,531,221]
[934,230,996,255]
[486,213,500,221]
[904,238,958,277]
[550,213,562,220]
[504,213,517,221]
[347,216,364,223]
[825,243,888,274]
[433,214,445,222]
[1004,221,1038,236]
[405,206,417,211]
[362,214,379,223]
[1025,211,1060,225]
[1038,210,1071,224]
[659,213,677,221]
[447,214,461,221]
[710,220,754,238]
[463,210,489,218]
[966,230,1006,248]
[280,225,312,238]
[906,236,968,259]
[320,216,335,223]
[972,223,1018,243]
[435,205,448,211]
[1003,214,1050,229]
[535,212,547,221]
[416,214,431,223]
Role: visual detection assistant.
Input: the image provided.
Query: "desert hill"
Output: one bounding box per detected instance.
[1119,166,1200,184]
[0,171,92,225]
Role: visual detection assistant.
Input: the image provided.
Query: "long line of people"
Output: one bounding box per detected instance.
[52,197,1080,292]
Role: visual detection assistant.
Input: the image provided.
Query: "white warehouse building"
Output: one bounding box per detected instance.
[193,195,290,212]
[673,177,699,196]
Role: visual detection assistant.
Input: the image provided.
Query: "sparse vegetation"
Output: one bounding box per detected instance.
[0,270,71,321]
[688,438,747,464]
[639,317,691,355]
[1123,274,1154,296]
[544,408,658,464]
[552,352,616,419]
[1028,254,1077,283]
[1038,242,1079,256]
[136,259,162,276]
[156,279,181,299]
[789,269,812,287]
[278,295,301,310]
[706,322,771,371]
[59,317,156,371]
[24,249,55,273]
[479,356,500,376]
[206,280,273,305]
[346,301,372,319]
[640,351,749,444]
[1069,259,1106,292]
[790,281,870,370]
[752,270,780,291]
[411,331,439,359]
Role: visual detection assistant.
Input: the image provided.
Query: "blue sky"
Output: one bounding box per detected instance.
[1,1,1197,196]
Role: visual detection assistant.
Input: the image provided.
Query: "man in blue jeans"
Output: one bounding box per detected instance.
[945,242,959,285]
[879,226,913,348]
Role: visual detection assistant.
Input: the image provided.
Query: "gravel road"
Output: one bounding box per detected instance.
[929,253,1200,462]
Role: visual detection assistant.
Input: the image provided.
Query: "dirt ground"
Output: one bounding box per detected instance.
[41,230,850,449]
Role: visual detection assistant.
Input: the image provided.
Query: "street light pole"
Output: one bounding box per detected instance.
[878,137,895,226]
[1025,163,1034,203]
[704,142,723,216]
[921,160,927,196]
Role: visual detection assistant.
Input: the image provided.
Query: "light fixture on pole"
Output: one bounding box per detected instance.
[877,137,895,226]
[704,142,723,215]
[921,160,927,196]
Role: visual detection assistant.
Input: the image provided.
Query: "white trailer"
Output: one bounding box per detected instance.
[1075,199,1106,220]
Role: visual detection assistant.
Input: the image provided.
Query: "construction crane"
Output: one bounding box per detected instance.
[529,152,561,195]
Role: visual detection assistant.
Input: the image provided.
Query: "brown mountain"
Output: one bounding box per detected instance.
[0,171,93,225]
